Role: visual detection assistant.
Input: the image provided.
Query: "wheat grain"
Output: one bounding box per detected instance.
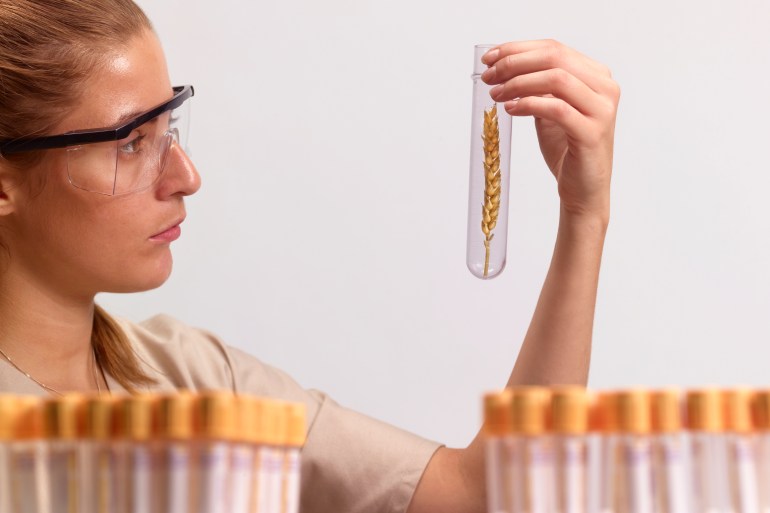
[481,104,501,277]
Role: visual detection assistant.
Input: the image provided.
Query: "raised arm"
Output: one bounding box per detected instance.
[408,39,620,513]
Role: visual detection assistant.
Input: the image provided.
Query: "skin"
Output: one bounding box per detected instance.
[407,40,619,513]
[0,30,200,391]
[0,32,619,511]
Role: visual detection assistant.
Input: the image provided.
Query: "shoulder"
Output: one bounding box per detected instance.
[112,313,320,404]
[118,313,226,357]
[113,313,237,392]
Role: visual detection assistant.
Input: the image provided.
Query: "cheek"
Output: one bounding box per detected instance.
[72,198,174,291]
[21,184,174,293]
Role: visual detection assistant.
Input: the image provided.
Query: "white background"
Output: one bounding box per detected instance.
[104,0,770,448]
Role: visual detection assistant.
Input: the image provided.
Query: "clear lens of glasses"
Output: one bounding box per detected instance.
[66,99,191,196]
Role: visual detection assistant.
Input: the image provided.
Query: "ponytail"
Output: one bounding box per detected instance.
[92,304,156,393]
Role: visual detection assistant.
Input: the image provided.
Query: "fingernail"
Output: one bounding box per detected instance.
[481,66,496,83]
[505,99,519,112]
[490,84,504,99]
[483,48,499,64]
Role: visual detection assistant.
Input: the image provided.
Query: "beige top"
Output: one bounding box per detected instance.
[0,314,442,513]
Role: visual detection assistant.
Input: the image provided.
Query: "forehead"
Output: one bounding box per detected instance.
[58,30,173,133]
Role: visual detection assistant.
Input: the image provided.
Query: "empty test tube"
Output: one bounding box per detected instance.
[261,399,288,513]
[193,392,235,513]
[43,394,84,513]
[512,387,553,513]
[754,390,770,513]
[615,390,654,513]
[120,394,158,513]
[156,392,196,513]
[10,397,48,513]
[248,398,267,513]
[82,395,122,513]
[650,389,688,513]
[551,387,589,513]
[231,395,257,513]
[467,43,512,280]
[0,395,17,513]
[595,392,620,513]
[283,402,306,513]
[725,389,760,513]
[483,390,515,513]
[687,389,730,513]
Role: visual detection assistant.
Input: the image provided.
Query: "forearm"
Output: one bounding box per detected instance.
[465,207,607,495]
[507,207,608,387]
[411,209,609,513]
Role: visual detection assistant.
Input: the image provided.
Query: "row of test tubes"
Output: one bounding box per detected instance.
[484,387,770,513]
[0,391,305,513]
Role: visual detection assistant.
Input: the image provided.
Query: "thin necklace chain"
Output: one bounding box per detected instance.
[0,344,107,396]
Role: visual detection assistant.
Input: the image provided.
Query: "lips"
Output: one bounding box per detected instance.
[150,217,185,242]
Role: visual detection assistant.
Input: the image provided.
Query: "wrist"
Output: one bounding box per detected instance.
[558,206,610,241]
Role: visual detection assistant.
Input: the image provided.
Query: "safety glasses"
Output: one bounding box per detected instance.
[0,85,194,195]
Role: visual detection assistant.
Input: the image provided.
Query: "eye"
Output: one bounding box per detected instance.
[119,133,146,154]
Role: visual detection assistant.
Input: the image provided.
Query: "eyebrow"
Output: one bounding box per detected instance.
[113,109,145,126]
[111,88,176,127]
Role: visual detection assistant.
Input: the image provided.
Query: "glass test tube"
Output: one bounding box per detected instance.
[551,387,589,513]
[261,399,287,513]
[0,395,17,513]
[725,389,761,513]
[467,43,512,280]
[754,390,770,513]
[248,398,266,513]
[650,390,689,513]
[483,390,515,513]
[231,395,257,513]
[615,390,654,513]
[120,394,158,513]
[584,393,601,513]
[11,397,49,513]
[513,387,553,513]
[44,394,86,513]
[283,402,306,513]
[156,393,196,513]
[687,389,730,513]
[82,395,122,513]
[595,392,620,513]
[193,392,235,513]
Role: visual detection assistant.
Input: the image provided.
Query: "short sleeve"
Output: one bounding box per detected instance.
[119,315,442,513]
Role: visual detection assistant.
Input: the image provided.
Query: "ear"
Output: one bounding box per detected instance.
[0,162,20,216]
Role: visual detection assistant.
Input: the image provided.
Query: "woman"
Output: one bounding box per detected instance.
[0,0,619,512]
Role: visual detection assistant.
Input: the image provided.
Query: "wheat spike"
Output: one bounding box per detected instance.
[481,104,501,277]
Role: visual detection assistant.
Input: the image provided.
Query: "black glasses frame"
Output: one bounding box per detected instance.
[0,85,194,155]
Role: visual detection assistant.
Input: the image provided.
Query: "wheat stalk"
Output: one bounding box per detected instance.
[481,104,501,277]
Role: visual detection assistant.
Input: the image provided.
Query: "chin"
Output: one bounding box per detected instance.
[135,271,172,292]
[105,255,174,293]
[104,273,171,294]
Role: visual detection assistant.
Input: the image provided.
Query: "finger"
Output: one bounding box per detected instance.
[481,40,555,65]
[505,96,594,144]
[483,41,613,93]
[483,47,612,96]
[484,40,611,78]
[489,68,601,117]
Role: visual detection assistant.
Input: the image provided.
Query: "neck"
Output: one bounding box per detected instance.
[0,266,101,393]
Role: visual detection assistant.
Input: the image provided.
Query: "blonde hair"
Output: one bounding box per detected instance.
[0,0,158,391]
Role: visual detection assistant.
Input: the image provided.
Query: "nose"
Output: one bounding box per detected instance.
[155,140,201,198]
